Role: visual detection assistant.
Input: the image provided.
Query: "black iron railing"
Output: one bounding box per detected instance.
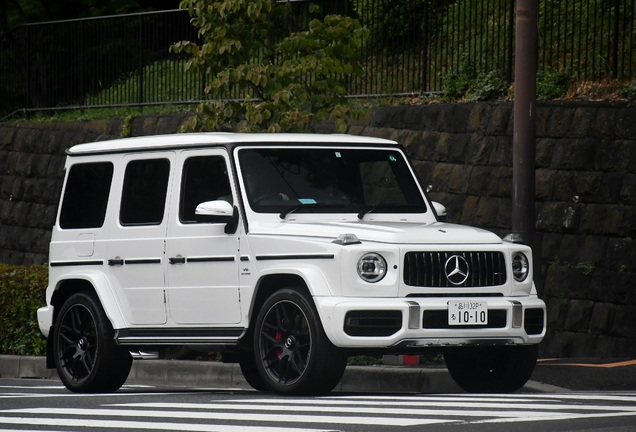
[1,1,634,118]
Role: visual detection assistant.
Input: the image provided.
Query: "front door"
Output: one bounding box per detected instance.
[165,150,241,325]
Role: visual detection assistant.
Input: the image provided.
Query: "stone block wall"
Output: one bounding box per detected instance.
[348,102,636,359]
[0,115,190,264]
[0,104,634,358]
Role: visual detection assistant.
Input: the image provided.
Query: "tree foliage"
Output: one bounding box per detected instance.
[171,0,369,133]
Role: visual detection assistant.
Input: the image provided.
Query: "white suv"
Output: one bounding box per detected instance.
[38,133,546,394]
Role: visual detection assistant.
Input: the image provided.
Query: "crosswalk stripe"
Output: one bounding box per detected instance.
[0,417,334,432]
[203,398,636,413]
[109,402,612,418]
[2,392,636,429]
[472,410,636,424]
[329,394,636,403]
[0,392,194,399]
[3,408,454,427]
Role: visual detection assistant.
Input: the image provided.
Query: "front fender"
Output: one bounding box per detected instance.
[256,264,334,297]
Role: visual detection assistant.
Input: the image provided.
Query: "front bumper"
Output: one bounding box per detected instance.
[314,296,546,348]
[37,306,54,338]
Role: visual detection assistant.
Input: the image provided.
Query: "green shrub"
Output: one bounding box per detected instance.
[618,81,636,99]
[442,57,506,101]
[0,264,48,356]
[536,69,570,100]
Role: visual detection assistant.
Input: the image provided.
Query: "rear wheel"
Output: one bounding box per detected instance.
[444,344,538,393]
[53,292,132,393]
[253,288,347,395]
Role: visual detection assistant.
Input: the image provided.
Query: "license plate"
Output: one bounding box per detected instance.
[448,301,488,325]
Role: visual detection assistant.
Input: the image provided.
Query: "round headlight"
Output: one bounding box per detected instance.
[512,252,529,282]
[357,253,387,283]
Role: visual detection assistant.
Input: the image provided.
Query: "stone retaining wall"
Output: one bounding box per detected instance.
[0,103,634,358]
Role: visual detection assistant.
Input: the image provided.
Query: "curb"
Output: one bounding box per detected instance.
[0,355,556,394]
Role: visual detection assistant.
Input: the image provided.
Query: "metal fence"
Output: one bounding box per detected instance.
[1,1,635,117]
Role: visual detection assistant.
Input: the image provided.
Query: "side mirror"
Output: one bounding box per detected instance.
[194,200,239,234]
[431,201,447,222]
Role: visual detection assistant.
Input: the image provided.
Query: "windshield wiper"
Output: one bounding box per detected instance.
[280,204,345,219]
[357,205,390,220]
[357,205,427,219]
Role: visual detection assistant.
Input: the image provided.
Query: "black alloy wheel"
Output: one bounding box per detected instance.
[53,292,132,393]
[254,288,347,395]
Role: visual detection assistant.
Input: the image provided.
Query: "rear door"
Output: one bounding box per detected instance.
[106,153,174,325]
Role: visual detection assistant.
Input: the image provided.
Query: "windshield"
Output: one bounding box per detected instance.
[238,147,427,215]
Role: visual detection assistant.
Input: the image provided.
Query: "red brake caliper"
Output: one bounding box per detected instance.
[275,332,282,357]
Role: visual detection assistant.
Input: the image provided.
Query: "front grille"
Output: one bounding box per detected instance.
[422,309,507,329]
[344,310,402,337]
[404,251,507,287]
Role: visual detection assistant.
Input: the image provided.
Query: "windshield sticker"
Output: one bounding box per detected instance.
[298,198,317,204]
[335,152,342,158]
[388,154,397,162]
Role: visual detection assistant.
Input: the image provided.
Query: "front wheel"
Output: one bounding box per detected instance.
[53,292,132,393]
[253,288,347,395]
[238,351,270,391]
[444,344,538,393]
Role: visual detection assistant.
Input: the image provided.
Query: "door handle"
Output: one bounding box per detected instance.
[108,258,124,266]
[169,256,186,265]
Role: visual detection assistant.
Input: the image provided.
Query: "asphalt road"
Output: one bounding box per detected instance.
[1,378,636,432]
[532,358,636,391]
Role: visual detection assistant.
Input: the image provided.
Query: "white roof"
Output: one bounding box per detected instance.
[67,132,398,155]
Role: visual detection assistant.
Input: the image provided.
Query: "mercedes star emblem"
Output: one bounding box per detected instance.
[445,255,470,285]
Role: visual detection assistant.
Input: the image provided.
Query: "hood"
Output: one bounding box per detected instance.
[248,220,502,245]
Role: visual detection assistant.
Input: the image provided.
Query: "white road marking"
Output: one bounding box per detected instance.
[0,391,194,399]
[0,417,334,432]
[109,402,603,418]
[204,398,636,413]
[472,410,636,424]
[3,408,454,427]
[332,394,636,403]
[2,391,636,429]
[0,385,65,390]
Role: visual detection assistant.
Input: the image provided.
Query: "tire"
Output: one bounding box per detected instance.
[253,288,347,395]
[444,344,539,393]
[53,292,132,393]
[238,351,270,391]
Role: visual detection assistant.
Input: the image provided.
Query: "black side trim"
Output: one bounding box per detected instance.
[124,258,161,265]
[240,256,250,261]
[115,327,244,346]
[50,260,103,267]
[406,293,504,298]
[187,256,235,263]
[256,254,335,261]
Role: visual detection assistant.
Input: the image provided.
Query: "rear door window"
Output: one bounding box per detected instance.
[120,158,171,225]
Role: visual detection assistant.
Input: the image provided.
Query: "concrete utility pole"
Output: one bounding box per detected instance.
[512,0,538,270]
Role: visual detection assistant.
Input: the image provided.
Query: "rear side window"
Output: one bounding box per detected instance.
[120,159,171,226]
[59,162,113,229]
